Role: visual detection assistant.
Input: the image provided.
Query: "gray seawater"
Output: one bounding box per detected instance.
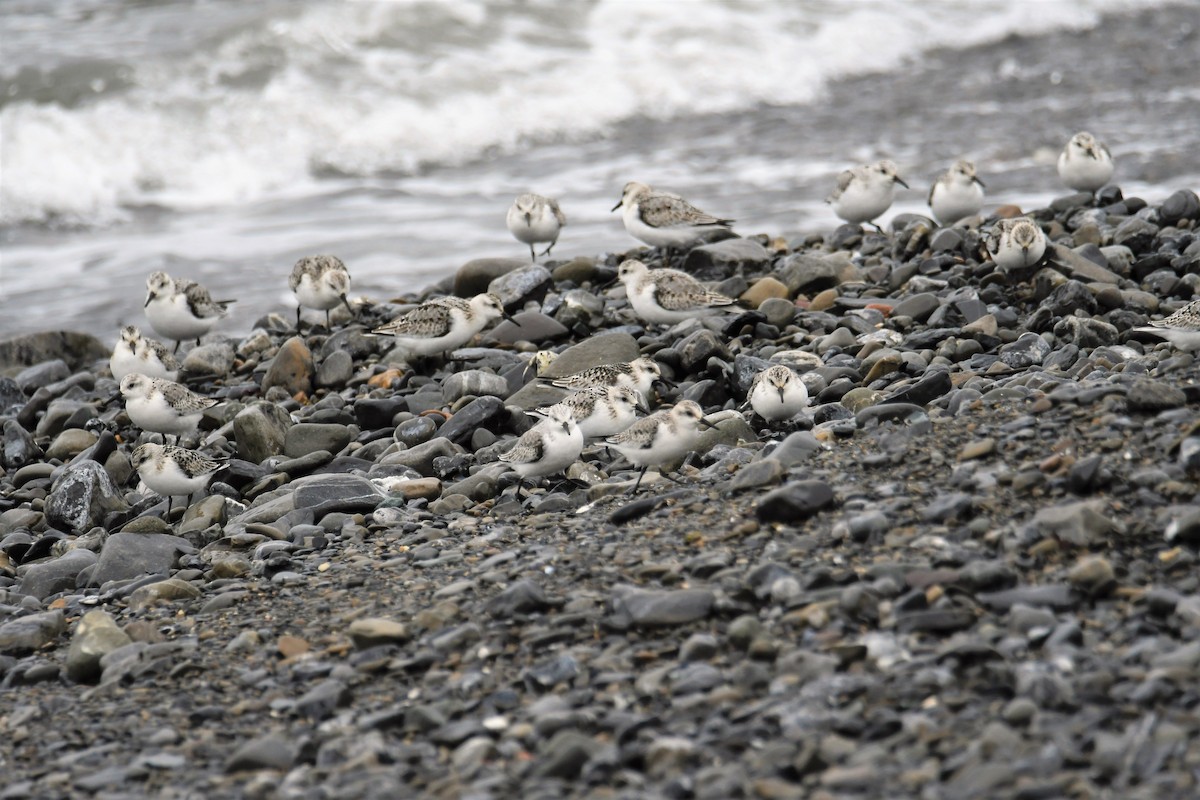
[2,2,1198,339]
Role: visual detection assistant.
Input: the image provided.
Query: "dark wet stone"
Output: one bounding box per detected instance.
[1126,378,1186,412]
[685,237,771,279]
[1044,280,1097,316]
[890,293,940,322]
[453,257,526,297]
[1033,499,1118,546]
[490,311,569,345]
[486,580,559,618]
[436,396,505,444]
[2,419,43,470]
[284,423,352,459]
[0,376,24,415]
[488,264,552,308]
[756,480,835,522]
[730,458,783,492]
[1112,216,1158,253]
[315,349,353,388]
[896,607,975,633]
[856,403,928,427]
[677,329,731,372]
[608,585,715,628]
[1159,188,1200,225]
[295,679,350,719]
[354,397,409,430]
[883,370,951,406]
[14,359,70,393]
[921,492,974,522]
[292,474,381,517]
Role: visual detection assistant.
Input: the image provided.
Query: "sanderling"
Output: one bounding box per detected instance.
[290,254,352,330]
[928,160,985,225]
[130,442,225,516]
[499,404,584,483]
[1133,300,1200,351]
[120,373,218,441]
[613,181,733,256]
[507,193,567,261]
[747,364,809,423]
[1057,131,1114,193]
[535,385,646,439]
[617,259,736,325]
[984,217,1047,270]
[827,160,909,228]
[110,325,181,382]
[370,293,514,360]
[546,355,663,401]
[605,399,716,493]
[144,271,233,352]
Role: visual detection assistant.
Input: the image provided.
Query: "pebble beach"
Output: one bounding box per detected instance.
[3,179,1200,799]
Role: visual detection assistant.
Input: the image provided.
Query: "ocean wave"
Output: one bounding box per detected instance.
[0,0,1165,226]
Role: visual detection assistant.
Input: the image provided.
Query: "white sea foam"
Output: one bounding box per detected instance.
[0,0,1165,226]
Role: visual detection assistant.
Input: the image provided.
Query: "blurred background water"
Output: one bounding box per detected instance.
[2,0,1197,338]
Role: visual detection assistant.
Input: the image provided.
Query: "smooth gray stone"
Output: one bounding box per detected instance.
[91,532,193,586]
[537,332,641,379]
[284,423,352,459]
[291,474,382,517]
[234,401,293,464]
[18,548,98,600]
[756,480,835,522]
[608,584,715,628]
[0,610,65,655]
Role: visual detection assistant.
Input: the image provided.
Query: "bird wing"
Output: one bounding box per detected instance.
[653,272,733,311]
[372,302,454,338]
[639,193,732,228]
[548,198,567,227]
[826,169,855,203]
[159,381,219,412]
[182,281,231,318]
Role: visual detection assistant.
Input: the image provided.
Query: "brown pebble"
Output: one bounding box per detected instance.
[277,635,310,658]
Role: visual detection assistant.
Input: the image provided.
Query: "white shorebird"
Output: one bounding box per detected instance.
[545,355,665,402]
[506,193,567,261]
[617,259,736,325]
[289,254,352,330]
[534,385,646,439]
[605,399,716,493]
[1057,132,1114,193]
[499,404,584,485]
[130,442,225,516]
[370,293,514,360]
[613,181,733,257]
[747,364,809,423]
[928,160,986,225]
[143,271,233,352]
[827,160,909,228]
[1133,300,1200,352]
[110,326,181,382]
[984,217,1047,270]
[120,373,218,442]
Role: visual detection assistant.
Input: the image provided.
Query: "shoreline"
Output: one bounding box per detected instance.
[3,184,1200,798]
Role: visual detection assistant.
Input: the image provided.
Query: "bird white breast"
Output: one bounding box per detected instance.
[138,459,211,497]
[293,273,342,311]
[145,294,217,341]
[507,205,560,245]
[1057,150,1113,192]
[622,203,706,248]
[832,176,896,224]
[930,180,984,225]
[126,394,203,436]
[109,343,141,382]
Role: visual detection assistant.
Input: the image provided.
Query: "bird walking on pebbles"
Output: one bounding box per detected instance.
[507,193,567,261]
[110,325,181,382]
[613,180,733,259]
[928,160,985,225]
[1133,300,1200,352]
[130,442,225,517]
[746,364,809,423]
[617,259,736,325]
[535,385,646,439]
[605,399,716,493]
[827,160,908,229]
[499,404,584,486]
[144,271,233,352]
[1057,131,1114,193]
[370,293,514,360]
[545,355,664,402]
[290,254,352,330]
[120,373,219,442]
[984,217,1047,271]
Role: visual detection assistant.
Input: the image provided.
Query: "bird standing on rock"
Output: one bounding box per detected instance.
[827,160,908,229]
[143,271,233,352]
[289,254,352,331]
[928,160,985,225]
[370,293,515,361]
[613,181,734,262]
[984,217,1047,271]
[130,442,225,517]
[605,399,717,493]
[1057,131,1114,193]
[507,193,567,261]
[616,259,736,326]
